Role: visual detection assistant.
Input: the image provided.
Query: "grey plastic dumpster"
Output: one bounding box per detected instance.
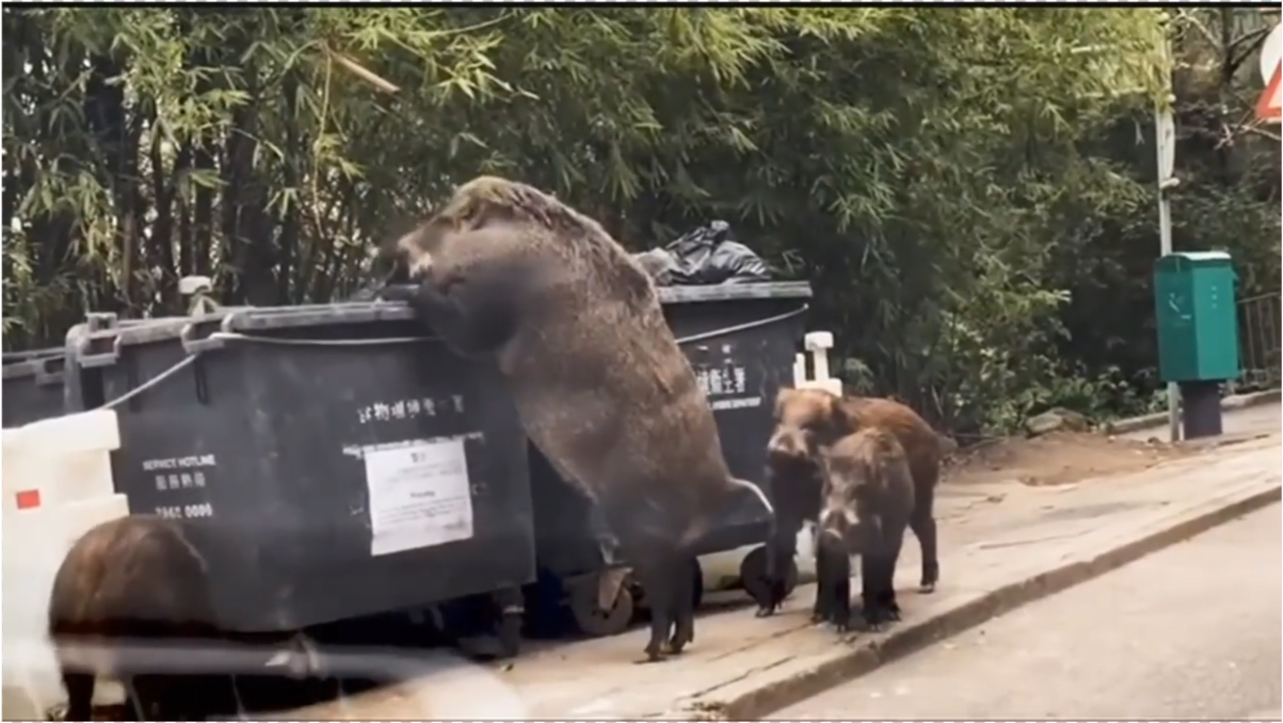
[525,281,813,632]
[4,314,185,427]
[2,347,67,427]
[66,303,535,633]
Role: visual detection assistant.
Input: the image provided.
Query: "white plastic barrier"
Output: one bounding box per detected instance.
[2,409,131,720]
[700,329,840,593]
[793,331,844,395]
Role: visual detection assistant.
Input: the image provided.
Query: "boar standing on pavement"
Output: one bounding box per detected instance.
[758,388,950,617]
[381,176,775,662]
[812,427,916,631]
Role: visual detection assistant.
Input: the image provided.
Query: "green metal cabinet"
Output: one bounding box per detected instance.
[1153,251,1241,383]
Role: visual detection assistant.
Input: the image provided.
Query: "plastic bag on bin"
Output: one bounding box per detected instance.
[632,220,772,286]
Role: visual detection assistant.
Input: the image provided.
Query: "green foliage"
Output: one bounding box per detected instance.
[3,7,1278,433]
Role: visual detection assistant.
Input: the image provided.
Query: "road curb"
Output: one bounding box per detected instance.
[1102,389,1280,435]
[676,482,1282,721]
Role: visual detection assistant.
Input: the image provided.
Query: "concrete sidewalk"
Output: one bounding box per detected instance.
[285,430,1281,721]
[1105,389,1279,437]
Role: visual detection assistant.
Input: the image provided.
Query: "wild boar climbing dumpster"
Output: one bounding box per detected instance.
[527,281,813,636]
[64,303,536,635]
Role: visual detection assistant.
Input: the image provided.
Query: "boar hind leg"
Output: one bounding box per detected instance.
[61,671,95,723]
[629,549,679,663]
[666,555,696,655]
[909,482,939,593]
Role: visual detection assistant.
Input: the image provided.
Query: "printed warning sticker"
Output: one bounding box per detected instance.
[363,437,474,556]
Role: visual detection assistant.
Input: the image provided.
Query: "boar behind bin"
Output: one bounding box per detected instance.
[812,428,915,632]
[48,515,236,721]
[381,176,774,662]
[759,388,949,616]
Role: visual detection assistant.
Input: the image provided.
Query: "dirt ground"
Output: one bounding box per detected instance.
[944,431,1198,487]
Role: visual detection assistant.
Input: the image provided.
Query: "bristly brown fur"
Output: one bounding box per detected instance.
[48,515,236,722]
[384,175,775,663]
[396,176,654,302]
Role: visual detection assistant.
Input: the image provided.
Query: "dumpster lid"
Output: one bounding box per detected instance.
[82,281,815,354]
[3,347,66,380]
[3,348,64,364]
[655,281,812,304]
[78,303,420,353]
[209,283,815,332]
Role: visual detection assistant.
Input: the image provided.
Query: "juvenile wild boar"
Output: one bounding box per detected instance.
[47,515,238,722]
[812,427,915,631]
[380,176,774,662]
[757,387,949,616]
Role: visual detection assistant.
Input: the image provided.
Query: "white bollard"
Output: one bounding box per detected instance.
[2,409,130,720]
[799,331,843,396]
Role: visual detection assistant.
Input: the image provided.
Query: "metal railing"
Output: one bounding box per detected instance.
[1234,290,1282,393]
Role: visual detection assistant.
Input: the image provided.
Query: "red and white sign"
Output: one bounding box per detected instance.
[1257,23,1282,124]
[1257,69,1280,123]
[14,489,41,510]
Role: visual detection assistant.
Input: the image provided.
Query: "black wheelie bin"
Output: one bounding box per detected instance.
[528,281,813,637]
[64,303,536,649]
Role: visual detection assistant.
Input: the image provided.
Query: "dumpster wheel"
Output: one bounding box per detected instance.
[739,545,798,605]
[570,578,636,637]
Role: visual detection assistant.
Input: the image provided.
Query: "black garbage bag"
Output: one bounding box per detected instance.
[632,220,772,286]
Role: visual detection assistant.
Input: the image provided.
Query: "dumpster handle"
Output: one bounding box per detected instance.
[673,305,809,347]
[96,355,198,411]
[32,356,65,386]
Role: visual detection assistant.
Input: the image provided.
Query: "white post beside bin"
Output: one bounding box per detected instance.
[793,331,843,396]
[2,409,131,720]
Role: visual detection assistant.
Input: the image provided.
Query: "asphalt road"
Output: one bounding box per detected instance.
[770,503,1283,721]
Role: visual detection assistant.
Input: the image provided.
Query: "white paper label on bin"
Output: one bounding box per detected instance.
[363,437,474,556]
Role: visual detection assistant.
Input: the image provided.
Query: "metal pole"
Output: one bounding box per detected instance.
[1155,104,1180,443]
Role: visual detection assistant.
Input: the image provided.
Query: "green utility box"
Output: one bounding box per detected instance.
[1153,251,1241,383]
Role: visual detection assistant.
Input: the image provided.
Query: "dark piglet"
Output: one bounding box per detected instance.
[812,427,916,631]
[379,176,774,662]
[47,515,238,722]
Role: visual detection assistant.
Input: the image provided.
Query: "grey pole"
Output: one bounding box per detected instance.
[1155,104,1180,443]
[1155,18,1181,444]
